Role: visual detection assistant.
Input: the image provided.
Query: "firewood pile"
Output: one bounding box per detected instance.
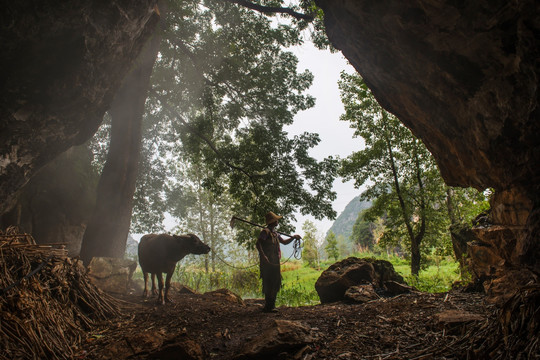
[388,285,540,359]
[0,227,121,359]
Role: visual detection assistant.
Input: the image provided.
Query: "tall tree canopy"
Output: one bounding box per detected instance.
[85,0,338,256]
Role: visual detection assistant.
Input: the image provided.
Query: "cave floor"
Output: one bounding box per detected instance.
[79,289,491,359]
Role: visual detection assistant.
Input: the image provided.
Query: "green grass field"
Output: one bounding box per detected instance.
[132,253,463,307]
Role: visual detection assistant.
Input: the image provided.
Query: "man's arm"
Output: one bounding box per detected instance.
[279,234,301,245]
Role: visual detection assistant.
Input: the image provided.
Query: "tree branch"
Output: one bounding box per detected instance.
[224,0,314,21]
[149,88,261,197]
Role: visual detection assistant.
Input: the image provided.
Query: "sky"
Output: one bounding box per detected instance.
[284,42,365,237]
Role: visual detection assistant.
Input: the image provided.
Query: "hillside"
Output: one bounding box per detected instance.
[327,195,371,240]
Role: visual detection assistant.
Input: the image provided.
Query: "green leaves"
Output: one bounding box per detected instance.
[338,72,489,274]
[129,0,337,242]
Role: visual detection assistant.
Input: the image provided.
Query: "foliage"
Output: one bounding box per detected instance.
[301,220,321,267]
[349,209,375,251]
[338,72,489,275]
[171,159,238,273]
[324,231,339,261]
[279,261,322,306]
[123,0,338,242]
[336,233,353,258]
[173,265,261,297]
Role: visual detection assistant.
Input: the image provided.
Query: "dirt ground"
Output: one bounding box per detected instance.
[78,288,492,360]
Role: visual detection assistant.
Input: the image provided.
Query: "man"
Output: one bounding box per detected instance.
[256,211,301,313]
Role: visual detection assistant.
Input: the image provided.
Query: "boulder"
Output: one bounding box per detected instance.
[170,282,199,295]
[383,281,415,295]
[87,257,137,294]
[315,257,406,304]
[235,320,314,360]
[344,284,379,303]
[204,288,245,306]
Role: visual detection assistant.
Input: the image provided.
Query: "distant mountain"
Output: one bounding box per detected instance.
[327,195,371,240]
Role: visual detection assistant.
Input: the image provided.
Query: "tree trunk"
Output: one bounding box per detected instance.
[382,113,419,275]
[410,139,426,276]
[410,238,421,276]
[446,187,458,225]
[79,15,161,264]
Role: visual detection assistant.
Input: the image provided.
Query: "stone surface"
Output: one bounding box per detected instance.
[235,320,314,359]
[484,267,538,306]
[315,257,406,304]
[315,0,539,195]
[87,257,137,294]
[472,225,527,265]
[0,0,159,214]
[344,284,379,303]
[0,145,97,256]
[490,189,533,227]
[204,288,245,306]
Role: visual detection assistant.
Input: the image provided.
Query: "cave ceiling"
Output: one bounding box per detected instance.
[0,0,159,214]
[315,0,539,197]
[1,0,538,214]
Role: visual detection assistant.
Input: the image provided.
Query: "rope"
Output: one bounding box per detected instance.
[211,249,259,270]
[210,237,303,270]
[292,237,303,260]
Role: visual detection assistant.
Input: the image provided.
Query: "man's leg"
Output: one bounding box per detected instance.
[263,277,279,312]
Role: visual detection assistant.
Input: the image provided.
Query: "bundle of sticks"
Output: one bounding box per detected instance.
[385,285,540,359]
[0,227,121,359]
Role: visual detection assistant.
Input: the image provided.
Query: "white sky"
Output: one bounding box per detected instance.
[284,42,365,237]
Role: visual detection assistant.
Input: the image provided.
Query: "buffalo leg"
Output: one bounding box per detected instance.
[156,273,165,305]
[164,270,174,303]
[151,273,158,296]
[142,271,149,298]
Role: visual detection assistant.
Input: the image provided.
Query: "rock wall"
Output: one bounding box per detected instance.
[0,145,98,256]
[315,0,539,194]
[315,0,540,271]
[0,0,159,214]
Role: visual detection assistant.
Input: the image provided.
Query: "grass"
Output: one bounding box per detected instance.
[278,261,324,307]
[131,253,463,307]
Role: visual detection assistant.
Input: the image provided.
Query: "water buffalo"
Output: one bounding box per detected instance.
[138,233,210,304]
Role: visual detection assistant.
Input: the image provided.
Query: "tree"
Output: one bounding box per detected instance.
[338,72,490,275]
[336,234,352,258]
[325,231,339,261]
[79,14,163,264]
[133,0,337,245]
[174,157,236,273]
[350,209,375,251]
[301,220,321,268]
[338,72,450,276]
